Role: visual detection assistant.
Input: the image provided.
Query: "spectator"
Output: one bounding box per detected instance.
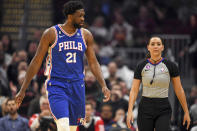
[0,97,8,117]
[146,0,165,32]
[25,41,38,64]
[113,108,127,128]
[17,71,36,117]
[17,50,28,62]
[27,83,47,117]
[107,84,128,114]
[190,98,197,131]
[162,5,181,34]
[0,40,12,67]
[188,14,197,84]
[89,16,108,44]
[7,50,28,86]
[179,14,197,84]
[32,28,42,43]
[0,41,10,96]
[17,61,28,73]
[85,70,102,99]
[0,98,29,131]
[131,5,156,33]
[188,86,197,106]
[110,26,128,48]
[109,10,133,47]
[1,34,14,55]
[115,57,134,89]
[77,101,105,131]
[93,43,112,65]
[29,95,56,131]
[105,61,122,88]
[100,103,119,131]
[118,80,129,101]
[98,44,114,65]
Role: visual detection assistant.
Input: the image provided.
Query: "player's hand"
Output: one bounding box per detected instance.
[15,90,25,109]
[102,87,110,102]
[183,112,190,130]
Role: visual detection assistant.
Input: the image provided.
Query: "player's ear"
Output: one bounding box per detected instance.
[67,14,73,20]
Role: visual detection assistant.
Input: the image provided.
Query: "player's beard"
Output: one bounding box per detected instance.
[74,23,82,29]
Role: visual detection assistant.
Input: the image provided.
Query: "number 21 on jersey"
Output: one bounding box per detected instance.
[66,52,76,63]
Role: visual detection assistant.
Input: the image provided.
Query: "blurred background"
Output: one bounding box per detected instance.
[0,0,197,131]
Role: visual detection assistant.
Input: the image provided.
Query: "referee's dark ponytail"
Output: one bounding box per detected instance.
[146,38,151,59]
[146,51,151,59]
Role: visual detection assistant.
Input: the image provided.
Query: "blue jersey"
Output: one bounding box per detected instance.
[45,24,87,81]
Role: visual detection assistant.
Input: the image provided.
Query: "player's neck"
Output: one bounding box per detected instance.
[62,22,77,34]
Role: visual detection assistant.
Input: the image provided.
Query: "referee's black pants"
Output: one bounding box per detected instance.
[137,96,172,131]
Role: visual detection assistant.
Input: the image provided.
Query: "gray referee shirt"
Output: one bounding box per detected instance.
[134,58,179,98]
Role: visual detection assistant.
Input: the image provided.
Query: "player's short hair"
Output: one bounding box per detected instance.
[63,0,84,17]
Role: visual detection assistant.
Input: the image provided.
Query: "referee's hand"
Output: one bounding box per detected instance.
[102,87,111,102]
[183,112,191,130]
[127,111,134,128]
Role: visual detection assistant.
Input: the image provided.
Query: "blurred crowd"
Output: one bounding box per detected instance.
[0,0,197,131]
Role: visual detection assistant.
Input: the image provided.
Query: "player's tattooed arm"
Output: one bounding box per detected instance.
[15,27,55,108]
[83,28,111,102]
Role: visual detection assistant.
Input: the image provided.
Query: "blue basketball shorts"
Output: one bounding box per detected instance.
[45,78,85,125]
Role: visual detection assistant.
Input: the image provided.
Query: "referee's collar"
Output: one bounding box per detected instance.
[147,58,164,65]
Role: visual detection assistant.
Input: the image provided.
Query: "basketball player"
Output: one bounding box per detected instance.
[127,37,190,131]
[15,1,111,131]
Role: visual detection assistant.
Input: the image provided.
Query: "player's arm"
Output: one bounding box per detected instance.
[172,76,190,129]
[83,28,110,102]
[15,27,55,107]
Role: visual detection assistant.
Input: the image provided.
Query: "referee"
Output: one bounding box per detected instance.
[127,37,191,131]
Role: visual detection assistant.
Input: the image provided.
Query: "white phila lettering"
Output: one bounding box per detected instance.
[59,42,63,51]
[64,42,69,50]
[59,41,83,51]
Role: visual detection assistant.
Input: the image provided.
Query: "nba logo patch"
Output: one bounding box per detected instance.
[77,33,80,36]
[160,67,165,72]
[145,65,150,71]
[146,65,150,69]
